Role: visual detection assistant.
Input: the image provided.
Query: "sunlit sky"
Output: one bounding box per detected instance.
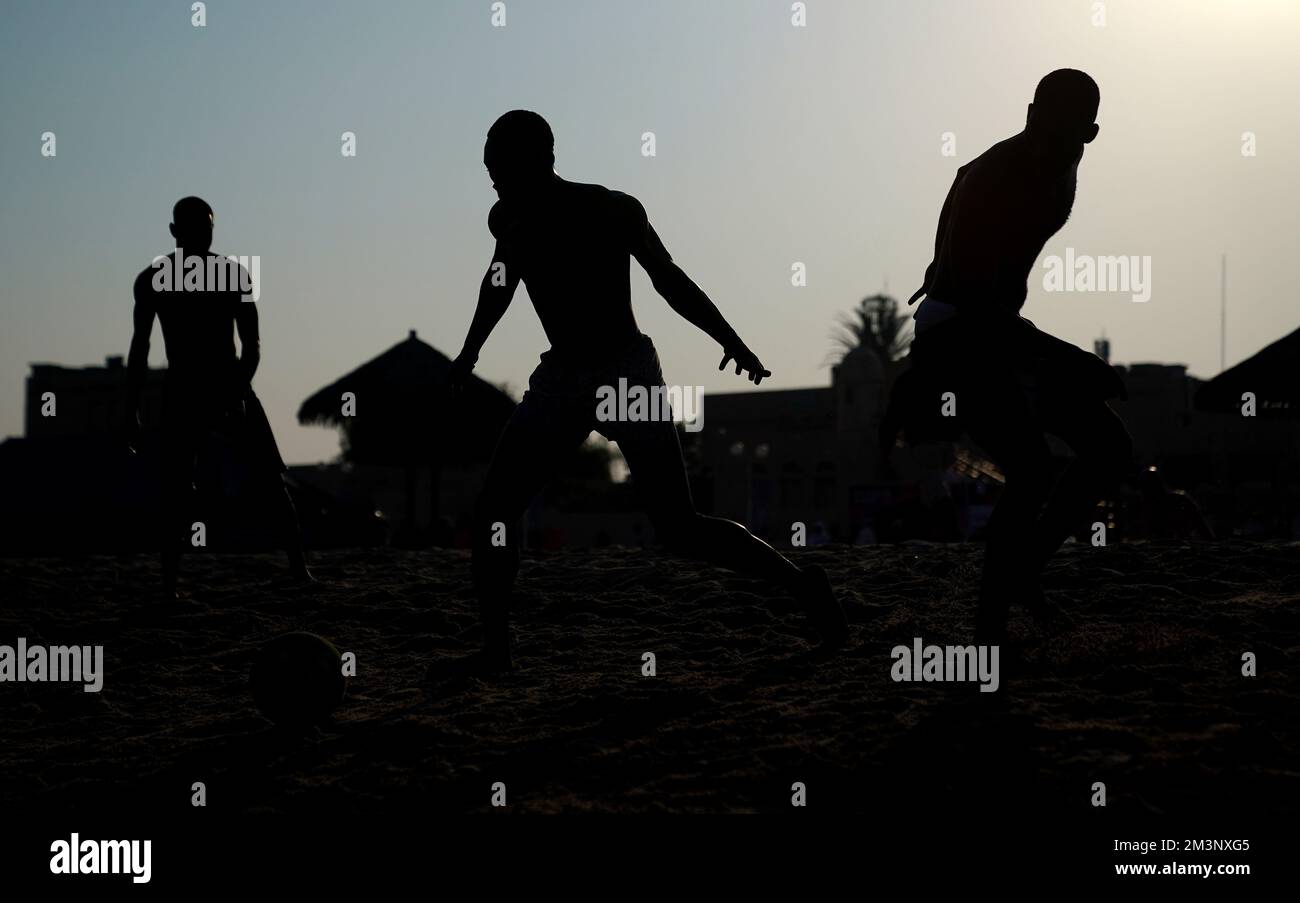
[2,0,1297,463]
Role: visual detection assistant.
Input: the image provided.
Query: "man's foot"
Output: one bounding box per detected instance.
[795,565,849,648]
[424,648,514,682]
[287,551,316,583]
[1002,574,1073,631]
[1025,590,1074,631]
[131,588,205,622]
[974,595,1010,647]
[973,618,1007,648]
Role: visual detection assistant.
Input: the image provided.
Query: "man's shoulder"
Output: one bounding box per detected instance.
[965,136,1032,179]
[560,181,639,211]
[213,253,254,283]
[137,251,174,278]
[950,137,1042,208]
[594,186,646,225]
[561,179,614,196]
[133,254,170,299]
[597,185,637,204]
[205,253,254,301]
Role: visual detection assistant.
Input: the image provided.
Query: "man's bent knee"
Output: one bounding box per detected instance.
[650,511,705,554]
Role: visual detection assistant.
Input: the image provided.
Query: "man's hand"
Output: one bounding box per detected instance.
[719,344,771,385]
[449,352,476,395]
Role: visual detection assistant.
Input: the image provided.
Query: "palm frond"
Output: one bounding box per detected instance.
[826,293,913,367]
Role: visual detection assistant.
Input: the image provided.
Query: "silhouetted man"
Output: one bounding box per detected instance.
[905,71,1132,643]
[127,197,310,594]
[436,110,848,675]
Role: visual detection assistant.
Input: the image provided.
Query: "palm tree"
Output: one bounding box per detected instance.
[828,293,913,365]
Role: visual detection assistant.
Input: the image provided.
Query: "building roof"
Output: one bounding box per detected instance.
[27,356,159,386]
[298,330,515,465]
[1195,326,1299,414]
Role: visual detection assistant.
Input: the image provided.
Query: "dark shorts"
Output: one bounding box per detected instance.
[897,315,1115,437]
[911,318,1048,415]
[161,380,286,500]
[522,331,674,440]
[890,316,1130,482]
[479,332,697,526]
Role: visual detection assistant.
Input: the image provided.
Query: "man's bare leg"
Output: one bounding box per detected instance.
[965,384,1055,644]
[1033,399,1133,564]
[617,414,849,646]
[428,396,590,679]
[271,482,314,582]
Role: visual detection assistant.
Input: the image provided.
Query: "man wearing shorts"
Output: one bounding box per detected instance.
[905,71,1132,643]
[437,111,848,675]
[127,197,311,595]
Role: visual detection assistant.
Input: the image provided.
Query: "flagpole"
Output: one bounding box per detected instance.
[1220,253,1227,373]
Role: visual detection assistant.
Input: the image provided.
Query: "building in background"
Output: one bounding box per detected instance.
[3,327,1296,553]
[297,330,513,546]
[296,330,650,548]
[684,344,890,543]
[0,355,384,553]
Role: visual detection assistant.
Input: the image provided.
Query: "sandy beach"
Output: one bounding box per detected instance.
[1,541,1296,817]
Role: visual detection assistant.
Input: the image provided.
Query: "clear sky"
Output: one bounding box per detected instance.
[2,0,1297,463]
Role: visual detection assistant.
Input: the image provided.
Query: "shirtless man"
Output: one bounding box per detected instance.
[127,197,310,594]
[905,71,1132,643]
[434,110,848,675]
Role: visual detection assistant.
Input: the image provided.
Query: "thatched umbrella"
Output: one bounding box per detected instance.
[1195,326,1300,416]
[298,330,515,529]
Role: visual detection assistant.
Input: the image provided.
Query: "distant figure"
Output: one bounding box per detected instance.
[126,197,311,594]
[435,111,848,675]
[903,71,1133,643]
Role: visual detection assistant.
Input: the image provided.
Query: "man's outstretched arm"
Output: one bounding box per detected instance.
[624,195,770,384]
[451,236,520,388]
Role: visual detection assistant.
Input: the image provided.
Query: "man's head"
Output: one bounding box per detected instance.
[170,196,214,253]
[1026,69,1100,167]
[484,110,555,200]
